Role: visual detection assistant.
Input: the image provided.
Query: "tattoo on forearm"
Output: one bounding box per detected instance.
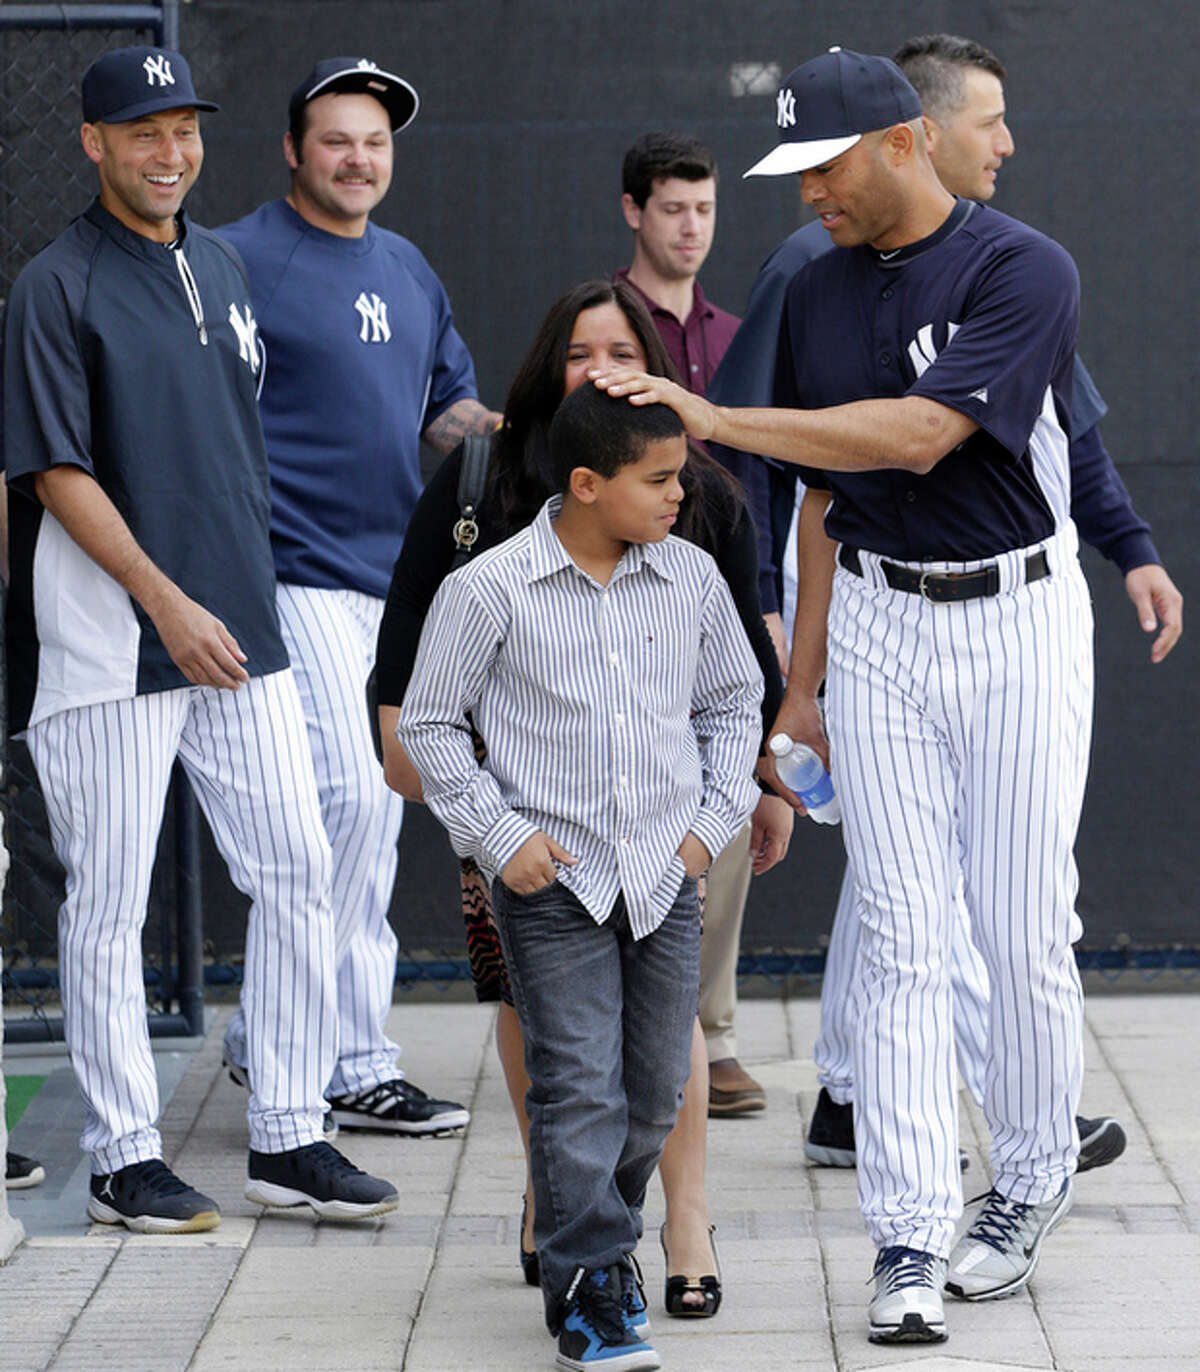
[424,399,502,455]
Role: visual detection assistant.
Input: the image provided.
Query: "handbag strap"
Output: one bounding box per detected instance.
[451,432,492,568]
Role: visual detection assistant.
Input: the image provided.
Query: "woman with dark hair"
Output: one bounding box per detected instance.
[375,278,791,1317]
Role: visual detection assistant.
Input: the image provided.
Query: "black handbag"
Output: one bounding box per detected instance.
[366,433,493,762]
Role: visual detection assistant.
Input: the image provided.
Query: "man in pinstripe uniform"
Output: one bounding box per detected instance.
[216,58,499,1136]
[399,384,762,1371]
[3,47,396,1230]
[599,46,1096,1345]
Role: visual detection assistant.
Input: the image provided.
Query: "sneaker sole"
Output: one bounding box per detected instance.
[556,1347,661,1372]
[87,1196,221,1234]
[869,1312,947,1344]
[5,1165,46,1190]
[945,1180,1074,1302]
[244,1178,399,1219]
[804,1141,857,1167]
[329,1108,470,1137]
[1077,1117,1127,1173]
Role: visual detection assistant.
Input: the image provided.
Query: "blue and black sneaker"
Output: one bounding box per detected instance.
[556,1265,660,1371]
[617,1254,650,1337]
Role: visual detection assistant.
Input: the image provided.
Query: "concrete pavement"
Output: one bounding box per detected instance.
[3,988,1198,1370]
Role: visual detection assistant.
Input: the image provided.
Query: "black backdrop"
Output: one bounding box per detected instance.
[177,0,1197,955]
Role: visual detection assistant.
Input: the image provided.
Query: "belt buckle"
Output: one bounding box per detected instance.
[917,569,938,602]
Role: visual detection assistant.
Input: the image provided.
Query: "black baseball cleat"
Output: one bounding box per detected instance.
[245,1141,398,1219]
[5,1151,46,1190]
[87,1159,220,1233]
[1076,1114,1127,1173]
[328,1078,469,1137]
[804,1088,968,1171]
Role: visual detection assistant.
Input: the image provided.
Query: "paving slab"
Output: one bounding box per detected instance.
[2,991,1199,1369]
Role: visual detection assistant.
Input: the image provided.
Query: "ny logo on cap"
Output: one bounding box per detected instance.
[776,88,796,129]
[143,54,175,88]
[357,59,379,71]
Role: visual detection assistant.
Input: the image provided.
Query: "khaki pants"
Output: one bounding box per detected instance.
[699,821,753,1063]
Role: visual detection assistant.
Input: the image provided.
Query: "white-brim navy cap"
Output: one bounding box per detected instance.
[744,47,921,178]
[289,58,419,133]
[82,46,218,123]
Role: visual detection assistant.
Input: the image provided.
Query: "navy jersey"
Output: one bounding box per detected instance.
[217,199,480,599]
[776,199,1081,562]
[3,201,287,733]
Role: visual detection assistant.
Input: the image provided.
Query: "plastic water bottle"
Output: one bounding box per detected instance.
[768,733,842,825]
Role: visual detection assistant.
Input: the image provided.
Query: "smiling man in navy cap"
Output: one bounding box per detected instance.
[4,45,400,1234]
[217,60,496,1141]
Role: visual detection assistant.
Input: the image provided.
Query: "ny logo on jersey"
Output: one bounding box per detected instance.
[776,88,797,129]
[906,320,962,378]
[354,292,391,343]
[143,54,175,87]
[228,302,260,371]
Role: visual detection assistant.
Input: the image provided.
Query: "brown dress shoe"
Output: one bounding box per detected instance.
[707,1058,766,1116]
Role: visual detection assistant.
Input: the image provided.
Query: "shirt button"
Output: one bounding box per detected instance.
[879,352,891,365]
[691,363,699,373]
[881,287,894,300]
[619,775,628,787]
[609,651,619,666]
[905,490,918,503]
[615,714,625,726]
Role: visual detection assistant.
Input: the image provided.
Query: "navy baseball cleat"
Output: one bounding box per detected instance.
[1076,1114,1126,1172]
[245,1141,398,1219]
[5,1151,46,1189]
[328,1078,469,1137]
[88,1159,220,1233]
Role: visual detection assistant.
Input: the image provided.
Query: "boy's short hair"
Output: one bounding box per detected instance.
[621,130,717,208]
[549,384,684,491]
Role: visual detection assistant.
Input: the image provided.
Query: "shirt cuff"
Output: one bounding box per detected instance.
[1108,532,1162,577]
[688,808,737,870]
[481,809,542,877]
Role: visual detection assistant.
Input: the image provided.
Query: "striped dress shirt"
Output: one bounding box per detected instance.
[397,497,764,939]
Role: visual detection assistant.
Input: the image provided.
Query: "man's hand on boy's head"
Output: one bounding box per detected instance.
[501,832,577,894]
[677,831,712,878]
[589,368,717,443]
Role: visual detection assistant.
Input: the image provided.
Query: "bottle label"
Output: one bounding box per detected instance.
[797,773,836,811]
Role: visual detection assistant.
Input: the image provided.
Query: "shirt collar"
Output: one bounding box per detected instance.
[85,198,192,264]
[866,196,976,270]
[613,267,711,325]
[527,496,674,586]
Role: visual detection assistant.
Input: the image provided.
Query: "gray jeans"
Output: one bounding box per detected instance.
[493,875,700,1329]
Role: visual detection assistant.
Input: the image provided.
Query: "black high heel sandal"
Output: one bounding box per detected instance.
[519,1196,539,1287]
[660,1222,722,1318]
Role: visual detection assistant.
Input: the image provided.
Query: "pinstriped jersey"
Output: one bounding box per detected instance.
[3,201,287,732]
[778,198,1081,561]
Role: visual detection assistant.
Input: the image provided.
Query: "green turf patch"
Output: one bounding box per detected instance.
[4,1074,46,1130]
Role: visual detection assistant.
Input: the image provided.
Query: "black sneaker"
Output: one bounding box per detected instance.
[328,1078,470,1136]
[804,1088,969,1171]
[557,1266,660,1370]
[223,1056,338,1140]
[245,1141,398,1219]
[1077,1114,1126,1173]
[87,1159,220,1234]
[5,1151,46,1190]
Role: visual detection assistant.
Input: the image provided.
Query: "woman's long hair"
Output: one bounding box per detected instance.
[490,278,741,552]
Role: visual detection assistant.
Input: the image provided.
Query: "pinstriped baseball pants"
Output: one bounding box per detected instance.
[225,585,405,1097]
[27,670,337,1171]
[825,526,1093,1257]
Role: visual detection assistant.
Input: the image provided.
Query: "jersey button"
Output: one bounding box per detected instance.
[879,352,891,365]
[881,287,894,300]
[905,490,918,503]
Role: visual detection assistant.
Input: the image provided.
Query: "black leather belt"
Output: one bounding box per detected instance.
[838,544,1050,603]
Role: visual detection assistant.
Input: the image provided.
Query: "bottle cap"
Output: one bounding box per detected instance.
[768,733,792,757]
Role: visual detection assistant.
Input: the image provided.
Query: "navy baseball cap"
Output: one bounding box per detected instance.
[744,46,921,178]
[82,46,218,123]
[289,58,419,134]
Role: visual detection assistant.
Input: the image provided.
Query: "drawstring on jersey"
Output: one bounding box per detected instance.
[172,246,208,346]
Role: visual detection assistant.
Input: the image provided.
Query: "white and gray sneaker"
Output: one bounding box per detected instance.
[867,1246,948,1344]
[945,1178,1073,1301]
